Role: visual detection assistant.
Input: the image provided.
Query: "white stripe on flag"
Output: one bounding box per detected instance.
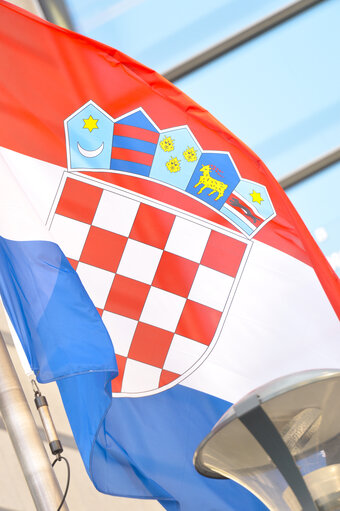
[0,146,64,232]
[183,240,340,402]
[2,148,339,403]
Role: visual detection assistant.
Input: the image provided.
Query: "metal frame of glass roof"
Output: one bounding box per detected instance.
[162,0,324,82]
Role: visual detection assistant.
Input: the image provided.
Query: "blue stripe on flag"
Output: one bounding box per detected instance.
[58,381,266,510]
[0,236,117,383]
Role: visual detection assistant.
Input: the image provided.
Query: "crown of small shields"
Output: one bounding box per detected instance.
[65,101,276,238]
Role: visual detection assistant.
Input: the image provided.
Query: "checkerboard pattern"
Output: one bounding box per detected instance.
[50,176,248,395]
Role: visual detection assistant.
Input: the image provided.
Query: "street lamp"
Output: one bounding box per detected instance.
[194,369,340,511]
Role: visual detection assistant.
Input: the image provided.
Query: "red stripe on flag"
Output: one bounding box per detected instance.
[111,147,154,166]
[1,2,339,312]
[114,123,159,144]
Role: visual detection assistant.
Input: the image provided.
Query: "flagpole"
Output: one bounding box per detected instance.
[0,328,69,511]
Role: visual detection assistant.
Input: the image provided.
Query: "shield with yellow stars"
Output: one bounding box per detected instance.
[150,126,201,190]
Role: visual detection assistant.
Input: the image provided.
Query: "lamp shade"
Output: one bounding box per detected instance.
[194,369,340,511]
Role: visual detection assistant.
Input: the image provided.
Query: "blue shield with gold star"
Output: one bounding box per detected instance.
[66,101,114,170]
[221,178,276,236]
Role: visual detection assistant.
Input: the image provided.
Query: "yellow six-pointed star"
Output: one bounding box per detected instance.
[83,115,98,132]
[250,190,264,204]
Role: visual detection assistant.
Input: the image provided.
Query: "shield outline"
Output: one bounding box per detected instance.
[47,172,252,398]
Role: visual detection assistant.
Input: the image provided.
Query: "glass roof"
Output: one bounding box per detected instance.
[66,0,293,72]
[175,0,340,179]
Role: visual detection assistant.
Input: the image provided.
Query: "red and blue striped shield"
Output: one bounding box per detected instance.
[111,109,159,176]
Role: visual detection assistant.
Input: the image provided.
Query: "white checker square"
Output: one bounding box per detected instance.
[165,217,211,262]
[102,311,137,357]
[77,262,114,309]
[164,334,207,374]
[117,239,162,284]
[140,287,185,332]
[50,214,90,260]
[122,359,161,393]
[189,265,234,311]
[93,190,139,236]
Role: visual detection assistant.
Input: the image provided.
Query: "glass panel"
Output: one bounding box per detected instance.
[175,0,340,178]
[286,162,340,276]
[65,0,292,72]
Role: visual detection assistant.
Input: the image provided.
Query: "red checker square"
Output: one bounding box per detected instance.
[129,203,175,249]
[159,369,180,388]
[111,355,126,393]
[96,308,103,317]
[80,226,127,272]
[152,252,198,297]
[56,178,102,224]
[128,322,174,368]
[105,275,150,320]
[201,231,247,277]
[176,300,222,346]
[67,258,78,270]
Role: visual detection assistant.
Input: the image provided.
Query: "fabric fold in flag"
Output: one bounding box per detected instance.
[0,2,339,510]
[0,152,117,383]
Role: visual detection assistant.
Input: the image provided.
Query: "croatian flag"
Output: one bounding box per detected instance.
[0,3,339,511]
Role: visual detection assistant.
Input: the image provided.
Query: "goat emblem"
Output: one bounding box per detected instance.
[194,164,228,200]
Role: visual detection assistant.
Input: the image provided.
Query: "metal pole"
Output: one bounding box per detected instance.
[279,146,340,189]
[36,0,74,30]
[163,0,324,81]
[0,329,69,511]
